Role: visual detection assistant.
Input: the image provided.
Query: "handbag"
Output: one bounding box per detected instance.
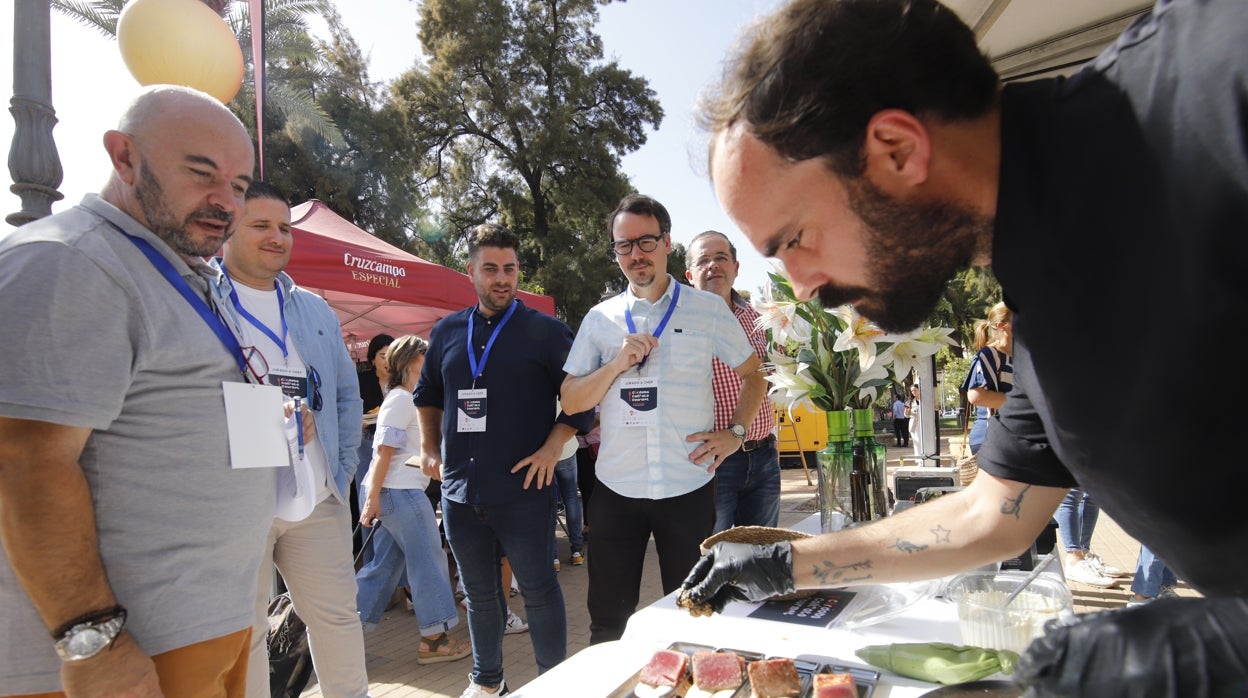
[267,591,312,698]
[956,412,978,486]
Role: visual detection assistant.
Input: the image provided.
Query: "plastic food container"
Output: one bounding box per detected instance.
[942,571,1073,654]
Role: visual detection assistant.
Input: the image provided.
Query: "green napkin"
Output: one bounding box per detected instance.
[855,642,1019,685]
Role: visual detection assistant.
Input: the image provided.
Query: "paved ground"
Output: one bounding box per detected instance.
[298,433,1197,697]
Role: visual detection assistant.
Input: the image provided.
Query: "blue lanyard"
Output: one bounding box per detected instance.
[222,266,289,359]
[466,300,518,384]
[624,281,680,371]
[116,226,249,379]
[294,397,305,457]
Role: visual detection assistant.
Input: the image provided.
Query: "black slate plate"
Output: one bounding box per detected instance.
[919,679,1022,697]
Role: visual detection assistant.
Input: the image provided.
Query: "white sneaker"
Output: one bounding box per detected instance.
[1084,552,1126,577]
[459,677,509,697]
[1127,585,1179,607]
[553,557,561,572]
[1066,559,1117,588]
[504,609,529,635]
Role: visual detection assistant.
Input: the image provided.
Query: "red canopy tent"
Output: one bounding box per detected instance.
[285,200,556,360]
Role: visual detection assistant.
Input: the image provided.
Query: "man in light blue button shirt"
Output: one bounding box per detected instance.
[562,194,767,643]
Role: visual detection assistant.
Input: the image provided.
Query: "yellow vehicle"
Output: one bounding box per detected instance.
[774,402,827,470]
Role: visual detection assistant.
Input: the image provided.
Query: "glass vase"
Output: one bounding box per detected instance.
[852,408,890,521]
[817,410,854,532]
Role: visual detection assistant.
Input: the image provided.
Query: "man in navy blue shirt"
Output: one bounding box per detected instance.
[414,223,592,698]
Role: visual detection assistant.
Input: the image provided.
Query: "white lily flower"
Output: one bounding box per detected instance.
[886,332,948,384]
[828,305,886,370]
[755,298,813,345]
[759,270,955,413]
[855,357,891,386]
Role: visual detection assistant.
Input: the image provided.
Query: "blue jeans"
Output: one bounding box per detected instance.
[712,442,781,533]
[443,493,566,685]
[1131,544,1178,598]
[551,455,584,557]
[1055,489,1099,552]
[968,413,989,454]
[355,487,458,636]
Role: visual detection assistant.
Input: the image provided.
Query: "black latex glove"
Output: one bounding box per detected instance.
[1015,597,1248,698]
[678,541,796,613]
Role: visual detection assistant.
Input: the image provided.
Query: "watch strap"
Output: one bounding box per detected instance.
[51,605,127,639]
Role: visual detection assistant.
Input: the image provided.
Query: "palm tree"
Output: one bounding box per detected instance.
[50,0,344,146]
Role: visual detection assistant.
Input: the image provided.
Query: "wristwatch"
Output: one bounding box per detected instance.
[53,607,127,661]
[728,423,747,443]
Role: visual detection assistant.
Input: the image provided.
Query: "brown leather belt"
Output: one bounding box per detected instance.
[741,434,777,452]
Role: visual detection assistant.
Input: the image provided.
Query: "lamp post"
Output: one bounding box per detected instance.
[6,0,63,227]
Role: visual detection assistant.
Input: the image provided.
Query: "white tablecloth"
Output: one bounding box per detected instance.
[512,514,972,697]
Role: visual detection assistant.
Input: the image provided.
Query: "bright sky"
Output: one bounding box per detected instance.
[0,0,783,296]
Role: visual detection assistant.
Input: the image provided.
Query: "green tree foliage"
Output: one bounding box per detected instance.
[931,266,1003,411]
[255,7,425,245]
[393,0,664,326]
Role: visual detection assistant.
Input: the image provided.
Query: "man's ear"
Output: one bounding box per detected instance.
[103,130,139,186]
[685,268,694,283]
[862,109,932,190]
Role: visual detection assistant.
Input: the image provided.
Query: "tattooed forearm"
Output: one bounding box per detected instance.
[811,559,874,585]
[930,525,951,543]
[889,538,929,554]
[1000,485,1033,519]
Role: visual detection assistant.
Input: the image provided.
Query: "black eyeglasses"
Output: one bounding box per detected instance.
[610,233,665,257]
[308,366,323,412]
[242,346,269,385]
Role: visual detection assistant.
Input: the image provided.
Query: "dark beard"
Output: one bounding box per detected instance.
[818,177,989,333]
[135,164,233,258]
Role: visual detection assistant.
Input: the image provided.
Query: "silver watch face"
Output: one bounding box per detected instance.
[56,616,124,661]
[62,628,108,659]
[730,424,746,439]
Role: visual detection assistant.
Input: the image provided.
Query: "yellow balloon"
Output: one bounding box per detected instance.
[117,0,245,104]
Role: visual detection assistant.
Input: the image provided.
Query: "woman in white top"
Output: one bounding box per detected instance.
[908,383,923,457]
[354,335,469,664]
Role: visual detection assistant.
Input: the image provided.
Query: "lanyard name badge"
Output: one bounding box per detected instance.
[118,227,288,470]
[224,266,289,358]
[619,283,679,427]
[458,300,518,432]
[223,267,307,396]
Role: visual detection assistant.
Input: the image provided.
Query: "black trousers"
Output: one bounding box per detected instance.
[586,479,715,644]
[576,445,598,527]
[893,417,910,446]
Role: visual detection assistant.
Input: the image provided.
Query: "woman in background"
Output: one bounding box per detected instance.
[355,335,470,664]
[907,383,922,457]
[960,302,1014,455]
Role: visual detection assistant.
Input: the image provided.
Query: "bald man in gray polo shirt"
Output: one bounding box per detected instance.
[0,85,274,696]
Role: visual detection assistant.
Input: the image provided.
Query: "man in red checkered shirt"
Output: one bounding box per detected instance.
[685,231,780,533]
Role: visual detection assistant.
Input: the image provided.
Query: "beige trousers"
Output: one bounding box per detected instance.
[247,497,370,698]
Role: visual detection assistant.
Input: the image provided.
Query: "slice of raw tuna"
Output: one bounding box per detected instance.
[746,657,802,697]
[638,649,689,688]
[691,651,746,691]
[812,672,857,698]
